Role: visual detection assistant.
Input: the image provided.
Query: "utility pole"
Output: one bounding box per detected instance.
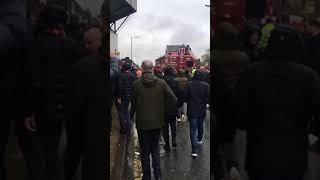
[130,36,140,64]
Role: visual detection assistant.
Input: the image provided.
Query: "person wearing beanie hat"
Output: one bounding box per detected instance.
[22,4,88,180]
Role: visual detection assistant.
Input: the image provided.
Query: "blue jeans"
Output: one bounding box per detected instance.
[189,117,205,154]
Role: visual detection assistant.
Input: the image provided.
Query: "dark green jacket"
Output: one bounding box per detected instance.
[131,71,177,130]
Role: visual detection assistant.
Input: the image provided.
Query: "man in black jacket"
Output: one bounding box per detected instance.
[162,66,181,151]
[117,62,136,134]
[184,71,209,158]
[235,25,320,180]
[23,5,87,180]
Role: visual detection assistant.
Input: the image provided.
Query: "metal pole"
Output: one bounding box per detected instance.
[131,37,133,62]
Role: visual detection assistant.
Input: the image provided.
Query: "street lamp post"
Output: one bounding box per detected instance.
[130,36,140,64]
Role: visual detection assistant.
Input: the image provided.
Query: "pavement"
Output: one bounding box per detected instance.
[110,104,129,180]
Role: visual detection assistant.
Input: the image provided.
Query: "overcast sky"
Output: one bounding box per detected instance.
[117,0,210,66]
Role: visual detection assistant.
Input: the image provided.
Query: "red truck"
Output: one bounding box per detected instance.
[155,44,198,71]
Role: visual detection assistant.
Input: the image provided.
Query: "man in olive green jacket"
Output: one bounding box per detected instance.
[130,60,177,180]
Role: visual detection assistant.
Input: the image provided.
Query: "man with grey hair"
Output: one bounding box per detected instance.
[131,60,177,180]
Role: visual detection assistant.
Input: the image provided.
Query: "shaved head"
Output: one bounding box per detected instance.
[142,60,154,71]
[83,27,103,54]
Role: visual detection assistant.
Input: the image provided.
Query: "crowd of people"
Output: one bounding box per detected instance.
[111,57,210,179]
[212,16,320,180]
[1,3,111,180]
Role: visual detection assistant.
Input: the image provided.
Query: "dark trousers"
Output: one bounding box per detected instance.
[162,118,176,146]
[137,129,161,180]
[64,118,82,180]
[117,100,131,132]
[20,121,64,180]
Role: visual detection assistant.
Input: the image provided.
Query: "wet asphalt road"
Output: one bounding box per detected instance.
[159,110,210,180]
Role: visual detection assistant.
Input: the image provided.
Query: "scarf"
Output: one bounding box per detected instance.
[45,27,66,37]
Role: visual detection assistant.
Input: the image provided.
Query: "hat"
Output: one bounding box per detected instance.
[39,5,69,27]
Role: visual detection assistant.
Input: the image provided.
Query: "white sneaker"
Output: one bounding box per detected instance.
[183,115,188,122]
[191,153,198,158]
[198,140,203,144]
[177,117,181,122]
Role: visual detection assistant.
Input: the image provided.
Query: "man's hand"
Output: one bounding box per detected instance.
[24,115,37,132]
[117,98,122,104]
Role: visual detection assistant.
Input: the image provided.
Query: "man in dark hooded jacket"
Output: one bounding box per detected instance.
[131,60,177,180]
[162,66,181,151]
[117,62,136,134]
[235,25,320,180]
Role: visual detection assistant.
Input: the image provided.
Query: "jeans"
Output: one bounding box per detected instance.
[189,117,205,154]
[137,129,161,180]
[117,100,131,132]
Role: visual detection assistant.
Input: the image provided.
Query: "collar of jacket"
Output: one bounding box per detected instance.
[142,70,154,74]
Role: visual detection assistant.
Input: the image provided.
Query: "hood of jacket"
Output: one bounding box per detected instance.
[141,70,157,88]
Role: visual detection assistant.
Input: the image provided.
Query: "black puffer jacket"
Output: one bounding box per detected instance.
[117,70,136,102]
[26,32,87,126]
[184,72,210,119]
